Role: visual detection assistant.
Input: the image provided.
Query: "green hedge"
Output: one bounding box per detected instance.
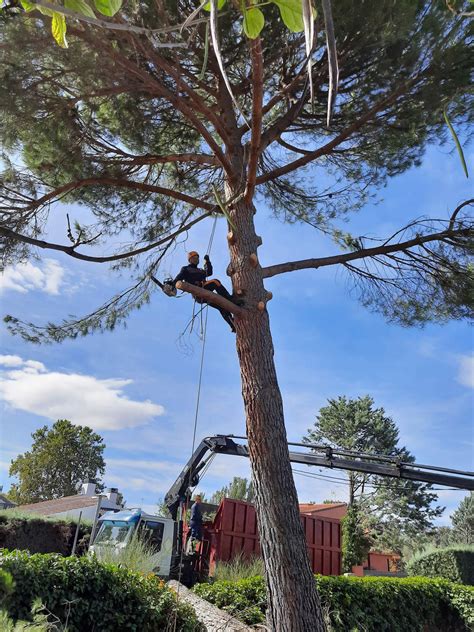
[407,546,474,585]
[0,512,91,556]
[0,550,204,632]
[194,575,474,631]
[0,569,13,606]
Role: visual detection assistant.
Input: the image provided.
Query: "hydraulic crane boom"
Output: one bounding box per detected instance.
[165,434,474,520]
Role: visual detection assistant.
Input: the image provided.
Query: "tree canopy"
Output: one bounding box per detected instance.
[8,419,106,504]
[451,491,474,545]
[0,0,472,342]
[341,502,372,572]
[304,396,444,551]
[210,476,255,505]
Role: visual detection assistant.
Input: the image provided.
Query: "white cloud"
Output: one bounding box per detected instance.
[457,355,474,389]
[0,357,164,430]
[0,259,65,295]
[0,355,24,367]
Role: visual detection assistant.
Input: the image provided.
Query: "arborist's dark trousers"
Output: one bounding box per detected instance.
[199,279,235,331]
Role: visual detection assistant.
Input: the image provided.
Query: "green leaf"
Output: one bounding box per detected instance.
[64,0,96,18]
[243,6,265,38]
[271,0,304,32]
[93,0,122,17]
[36,2,54,16]
[20,0,36,12]
[443,108,469,178]
[51,11,68,47]
[203,0,225,11]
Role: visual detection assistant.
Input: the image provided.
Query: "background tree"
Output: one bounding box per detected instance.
[210,477,255,505]
[1,1,472,628]
[8,420,106,504]
[341,502,372,572]
[451,492,473,544]
[156,496,171,518]
[304,396,444,552]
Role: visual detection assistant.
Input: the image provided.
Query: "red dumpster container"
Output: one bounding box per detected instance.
[198,498,341,577]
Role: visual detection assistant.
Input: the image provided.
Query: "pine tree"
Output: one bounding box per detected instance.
[451,492,474,544]
[1,1,472,628]
[304,396,444,552]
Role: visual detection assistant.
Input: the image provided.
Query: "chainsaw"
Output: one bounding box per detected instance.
[150,275,177,297]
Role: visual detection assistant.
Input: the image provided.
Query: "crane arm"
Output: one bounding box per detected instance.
[164,435,474,518]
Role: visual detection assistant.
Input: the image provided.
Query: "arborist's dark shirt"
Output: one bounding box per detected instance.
[190,502,202,526]
[173,260,213,287]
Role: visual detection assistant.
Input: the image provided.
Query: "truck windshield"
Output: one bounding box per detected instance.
[94,521,132,545]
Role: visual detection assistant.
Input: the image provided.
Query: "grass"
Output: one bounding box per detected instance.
[91,534,162,574]
[213,553,265,582]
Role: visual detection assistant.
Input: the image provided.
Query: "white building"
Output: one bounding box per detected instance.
[16,481,123,521]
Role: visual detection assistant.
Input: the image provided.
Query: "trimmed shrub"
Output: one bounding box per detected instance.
[407,545,474,585]
[0,569,14,605]
[0,550,204,631]
[194,575,474,631]
[195,577,266,625]
[0,511,91,556]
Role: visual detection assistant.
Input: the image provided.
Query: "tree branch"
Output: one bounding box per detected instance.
[256,79,414,184]
[15,177,216,214]
[244,38,264,204]
[0,211,212,263]
[93,153,219,168]
[133,35,233,149]
[69,26,234,176]
[175,281,246,317]
[262,214,473,278]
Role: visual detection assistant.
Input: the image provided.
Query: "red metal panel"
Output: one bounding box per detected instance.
[202,498,342,577]
[315,518,323,546]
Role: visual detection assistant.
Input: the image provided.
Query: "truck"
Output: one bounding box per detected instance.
[89,434,474,585]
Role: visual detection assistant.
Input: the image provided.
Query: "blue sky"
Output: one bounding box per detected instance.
[0,142,472,525]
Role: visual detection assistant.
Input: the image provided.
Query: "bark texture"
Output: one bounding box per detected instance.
[228,196,325,632]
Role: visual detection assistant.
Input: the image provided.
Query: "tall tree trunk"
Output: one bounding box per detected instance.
[229,196,325,631]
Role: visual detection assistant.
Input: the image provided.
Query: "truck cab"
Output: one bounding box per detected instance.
[90,508,177,578]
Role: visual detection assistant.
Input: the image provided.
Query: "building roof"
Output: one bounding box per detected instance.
[17,494,99,515]
[299,502,347,513]
[0,494,16,508]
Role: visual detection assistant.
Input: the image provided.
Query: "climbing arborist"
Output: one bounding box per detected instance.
[171,251,238,332]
